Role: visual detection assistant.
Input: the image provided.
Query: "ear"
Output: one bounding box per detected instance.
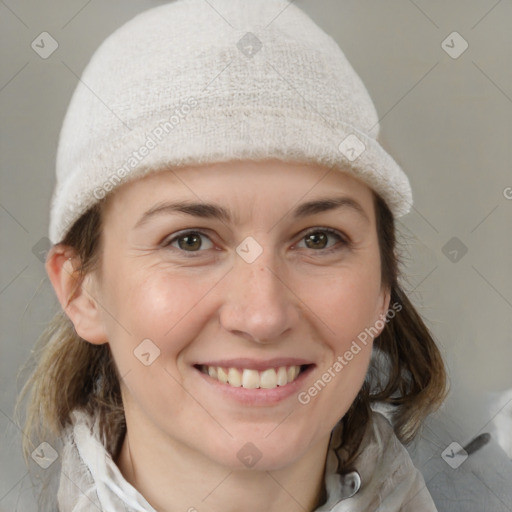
[45,244,108,345]
[378,285,391,317]
[374,284,392,337]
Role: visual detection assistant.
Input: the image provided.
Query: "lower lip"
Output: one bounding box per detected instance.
[194,365,315,406]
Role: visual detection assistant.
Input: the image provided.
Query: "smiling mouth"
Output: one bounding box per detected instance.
[194,364,311,390]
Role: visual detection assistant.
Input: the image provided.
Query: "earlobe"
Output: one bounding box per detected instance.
[45,244,108,345]
[380,287,391,318]
[375,286,392,337]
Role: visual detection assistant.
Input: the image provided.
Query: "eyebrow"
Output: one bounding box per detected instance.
[293,196,369,223]
[134,196,370,229]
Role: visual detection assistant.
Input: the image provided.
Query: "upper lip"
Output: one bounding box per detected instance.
[194,358,314,371]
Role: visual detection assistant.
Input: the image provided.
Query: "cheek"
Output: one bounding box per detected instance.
[101,266,221,365]
[99,268,220,413]
[295,273,378,426]
[294,262,381,414]
[303,263,383,348]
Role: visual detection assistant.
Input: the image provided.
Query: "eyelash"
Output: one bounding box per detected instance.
[296,227,349,253]
[161,227,349,256]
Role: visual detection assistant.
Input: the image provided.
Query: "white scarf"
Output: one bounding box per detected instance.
[57,410,437,511]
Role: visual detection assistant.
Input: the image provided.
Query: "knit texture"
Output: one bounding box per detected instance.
[49,0,413,243]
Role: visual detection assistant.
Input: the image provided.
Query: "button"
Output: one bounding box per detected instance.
[338,469,361,500]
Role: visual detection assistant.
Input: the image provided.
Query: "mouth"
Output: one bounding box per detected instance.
[194,364,311,390]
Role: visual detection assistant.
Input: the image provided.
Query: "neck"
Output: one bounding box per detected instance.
[116,417,330,512]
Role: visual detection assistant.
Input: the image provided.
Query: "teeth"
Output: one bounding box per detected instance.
[276,367,288,386]
[217,367,228,383]
[260,368,277,389]
[201,365,303,389]
[242,369,260,389]
[287,366,298,382]
[228,367,242,387]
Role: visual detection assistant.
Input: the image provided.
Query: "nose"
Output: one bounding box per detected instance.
[219,252,300,344]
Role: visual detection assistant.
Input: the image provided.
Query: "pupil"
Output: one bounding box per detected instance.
[179,234,201,251]
[306,232,327,249]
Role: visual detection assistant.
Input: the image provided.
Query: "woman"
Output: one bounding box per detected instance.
[18,0,446,510]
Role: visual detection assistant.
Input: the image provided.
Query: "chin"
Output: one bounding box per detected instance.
[204,427,316,472]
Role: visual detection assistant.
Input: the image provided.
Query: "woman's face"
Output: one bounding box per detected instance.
[85,159,390,470]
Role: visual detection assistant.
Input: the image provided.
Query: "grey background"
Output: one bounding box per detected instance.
[1,0,511,510]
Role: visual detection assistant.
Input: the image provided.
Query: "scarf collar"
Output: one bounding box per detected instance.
[57,409,436,511]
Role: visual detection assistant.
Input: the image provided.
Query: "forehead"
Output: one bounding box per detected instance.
[102,159,376,225]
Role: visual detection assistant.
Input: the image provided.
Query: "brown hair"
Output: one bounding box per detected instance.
[338,192,447,467]
[16,189,447,482]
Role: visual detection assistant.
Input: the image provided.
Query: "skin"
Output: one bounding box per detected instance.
[47,158,390,512]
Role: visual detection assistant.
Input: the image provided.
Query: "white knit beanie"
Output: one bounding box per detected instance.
[49,0,413,244]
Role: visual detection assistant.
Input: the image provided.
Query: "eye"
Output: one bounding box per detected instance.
[295,227,348,252]
[162,230,214,252]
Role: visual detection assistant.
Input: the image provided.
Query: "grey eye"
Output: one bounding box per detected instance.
[165,231,214,252]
